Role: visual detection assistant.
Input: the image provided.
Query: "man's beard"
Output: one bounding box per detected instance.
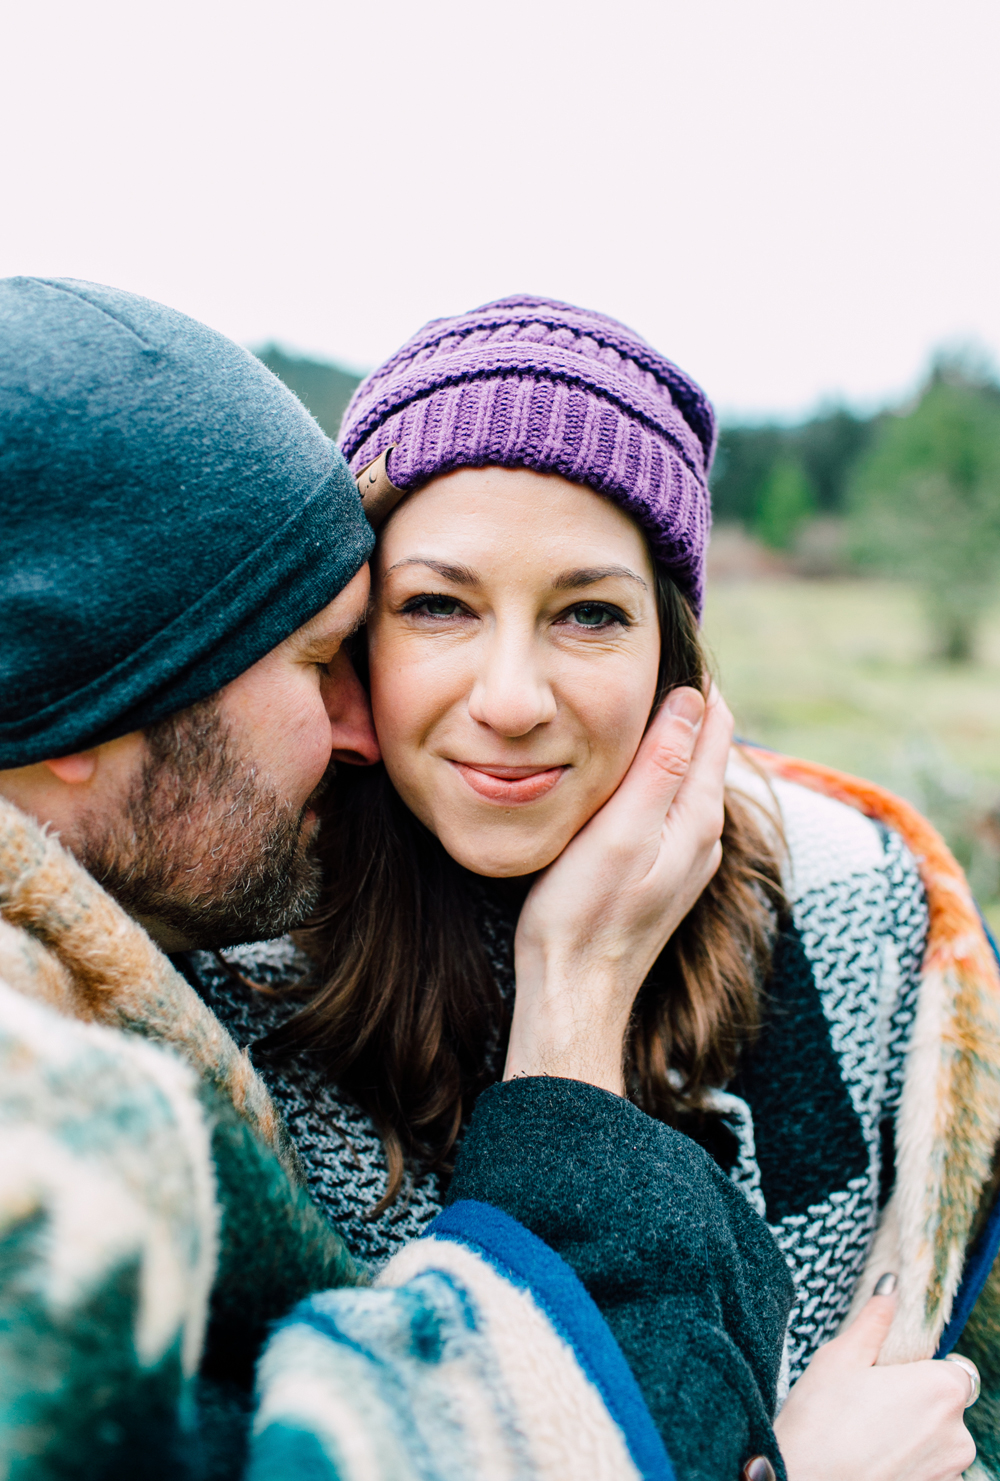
[77,697,324,950]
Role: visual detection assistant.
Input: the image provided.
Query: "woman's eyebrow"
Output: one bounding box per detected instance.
[383,557,479,585]
[552,565,649,591]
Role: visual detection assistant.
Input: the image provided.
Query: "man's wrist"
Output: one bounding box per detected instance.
[502,1059,626,1096]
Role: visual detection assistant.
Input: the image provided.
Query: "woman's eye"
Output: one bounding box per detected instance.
[401,594,465,619]
[565,602,626,629]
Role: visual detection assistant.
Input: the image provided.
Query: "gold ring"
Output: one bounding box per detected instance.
[945,1354,981,1408]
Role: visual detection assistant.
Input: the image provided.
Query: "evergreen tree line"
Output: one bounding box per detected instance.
[257,343,1000,663]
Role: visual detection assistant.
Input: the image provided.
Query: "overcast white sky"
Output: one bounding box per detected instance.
[2,0,997,419]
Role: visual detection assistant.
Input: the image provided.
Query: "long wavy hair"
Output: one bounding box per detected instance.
[272,567,785,1210]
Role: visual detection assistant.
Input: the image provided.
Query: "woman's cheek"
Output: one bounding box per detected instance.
[368,638,421,773]
[368,638,455,821]
[575,675,656,798]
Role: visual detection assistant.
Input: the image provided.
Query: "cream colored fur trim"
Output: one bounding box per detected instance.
[380,1238,642,1481]
[256,1321,430,1480]
[845,954,966,1360]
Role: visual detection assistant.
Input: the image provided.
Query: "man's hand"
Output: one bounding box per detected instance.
[504,685,732,1093]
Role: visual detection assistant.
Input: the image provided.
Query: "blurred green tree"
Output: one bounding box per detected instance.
[849,358,1000,662]
[711,408,873,528]
[796,409,875,512]
[710,425,786,523]
[755,458,816,549]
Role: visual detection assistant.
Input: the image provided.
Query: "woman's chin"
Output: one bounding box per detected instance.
[442,832,568,880]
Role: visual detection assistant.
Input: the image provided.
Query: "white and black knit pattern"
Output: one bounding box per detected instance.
[182,893,518,1269]
[180,774,929,1376]
[732,775,928,1381]
[183,942,445,1267]
[791,827,925,1139]
[770,1174,874,1374]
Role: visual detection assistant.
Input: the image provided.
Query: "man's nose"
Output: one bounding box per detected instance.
[322,649,381,765]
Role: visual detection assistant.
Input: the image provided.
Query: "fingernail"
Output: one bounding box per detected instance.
[741,1458,776,1481]
[874,1272,897,1296]
[665,687,704,726]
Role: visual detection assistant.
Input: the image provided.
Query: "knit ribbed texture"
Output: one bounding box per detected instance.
[339,296,716,616]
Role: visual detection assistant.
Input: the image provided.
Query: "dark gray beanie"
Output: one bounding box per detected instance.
[0,278,374,769]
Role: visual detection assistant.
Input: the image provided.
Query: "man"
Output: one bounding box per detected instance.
[0,277,789,1480]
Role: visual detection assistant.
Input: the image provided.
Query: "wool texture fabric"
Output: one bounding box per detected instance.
[447,1078,792,1481]
[338,296,716,616]
[0,277,373,768]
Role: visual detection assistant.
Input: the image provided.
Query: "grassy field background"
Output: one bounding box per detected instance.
[702,568,1000,927]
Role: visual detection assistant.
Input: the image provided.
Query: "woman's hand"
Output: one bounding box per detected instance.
[775,1283,976,1481]
[504,684,732,1093]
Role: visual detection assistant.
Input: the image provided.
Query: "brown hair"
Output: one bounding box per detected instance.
[275,571,784,1210]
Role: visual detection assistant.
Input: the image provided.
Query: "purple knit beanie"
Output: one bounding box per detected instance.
[339,295,716,616]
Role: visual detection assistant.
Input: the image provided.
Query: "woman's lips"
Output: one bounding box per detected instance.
[451,762,568,804]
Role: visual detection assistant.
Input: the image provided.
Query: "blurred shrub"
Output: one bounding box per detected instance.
[255,345,362,439]
[797,410,876,512]
[712,408,873,527]
[848,356,1000,661]
[711,425,786,523]
[754,458,816,549]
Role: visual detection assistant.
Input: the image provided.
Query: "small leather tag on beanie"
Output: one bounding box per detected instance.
[355,447,407,528]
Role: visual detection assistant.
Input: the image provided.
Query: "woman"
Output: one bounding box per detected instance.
[192,297,991,1478]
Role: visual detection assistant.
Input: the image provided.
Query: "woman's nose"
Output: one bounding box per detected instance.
[467,636,557,737]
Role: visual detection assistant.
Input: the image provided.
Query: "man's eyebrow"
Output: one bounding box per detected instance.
[383,557,480,586]
[343,605,369,639]
[296,606,368,657]
[552,565,649,591]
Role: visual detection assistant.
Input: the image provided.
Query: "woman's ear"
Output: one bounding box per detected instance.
[43,752,98,784]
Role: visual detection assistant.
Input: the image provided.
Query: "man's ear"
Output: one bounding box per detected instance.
[43,752,98,784]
